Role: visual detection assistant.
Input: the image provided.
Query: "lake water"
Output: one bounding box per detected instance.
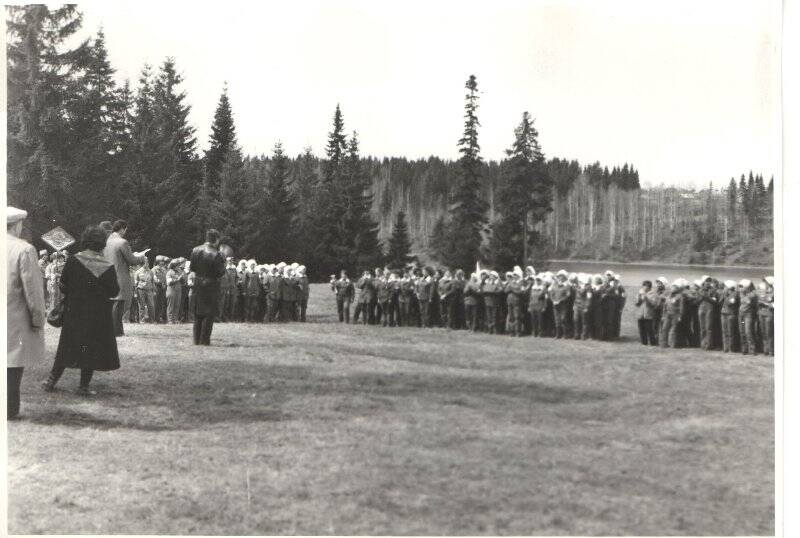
[542,260,773,286]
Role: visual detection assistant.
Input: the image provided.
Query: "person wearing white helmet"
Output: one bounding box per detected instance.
[549,270,574,339]
[738,279,758,354]
[660,281,686,348]
[757,276,774,356]
[696,276,719,350]
[295,265,309,322]
[463,271,482,332]
[680,279,701,348]
[720,280,739,352]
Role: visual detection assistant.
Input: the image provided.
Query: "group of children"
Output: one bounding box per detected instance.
[635,275,775,355]
[330,265,627,340]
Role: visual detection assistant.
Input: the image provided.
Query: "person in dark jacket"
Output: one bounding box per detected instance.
[697,276,718,350]
[398,270,415,327]
[573,276,594,341]
[449,269,466,330]
[463,273,482,332]
[43,226,121,395]
[738,279,758,355]
[297,266,310,322]
[528,275,548,337]
[188,229,226,345]
[720,280,739,352]
[416,267,435,328]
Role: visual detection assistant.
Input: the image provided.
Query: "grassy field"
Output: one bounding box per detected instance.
[8,284,774,535]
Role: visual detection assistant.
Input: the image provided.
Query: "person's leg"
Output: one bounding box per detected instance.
[193,316,203,345]
[343,300,351,324]
[7,367,23,419]
[79,369,94,388]
[111,300,125,336]
[202,316,214,345]
[637,318,647,345]
[301,299,307,322]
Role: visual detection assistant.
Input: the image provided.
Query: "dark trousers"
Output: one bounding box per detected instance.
[155,285,167,322]
[759,313,774,355]
[530,310,543,336]
[7,367,23,418]
[354,302,368,324]
[485,305,498,334]
[336,297,351,323]
[49,365,93,387]
[740,313,756,354]
[299,299,308,322]
[637,318,657,345]
[111,300,126,336]
[380,301,393,326]
[553,303,570,338]
[193,315,214,345]
[399,301,411,327]
[465,304,479,331]
[698,306,715,350]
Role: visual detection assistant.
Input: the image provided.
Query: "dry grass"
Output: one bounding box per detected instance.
[8,284,773,535]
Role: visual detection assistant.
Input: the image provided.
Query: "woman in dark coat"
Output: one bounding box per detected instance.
[43,226,120,395]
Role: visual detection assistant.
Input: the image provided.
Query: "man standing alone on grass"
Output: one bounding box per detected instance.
[188,229,227,345]
[104,220,147,336]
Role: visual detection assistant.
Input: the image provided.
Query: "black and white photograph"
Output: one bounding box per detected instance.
[3,0,792,535]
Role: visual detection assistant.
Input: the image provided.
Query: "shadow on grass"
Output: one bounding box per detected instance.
[29,359,613,432]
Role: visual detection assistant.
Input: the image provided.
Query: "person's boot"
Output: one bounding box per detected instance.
[77,385,97,396]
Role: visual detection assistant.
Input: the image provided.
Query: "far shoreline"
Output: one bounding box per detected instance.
[544,259,774,271]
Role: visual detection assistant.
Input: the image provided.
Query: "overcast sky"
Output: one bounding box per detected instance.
[77,0,780,188]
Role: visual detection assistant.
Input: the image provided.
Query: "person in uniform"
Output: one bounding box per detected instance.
[463,272,481,332]
[527,275,547,337]
[185,262,196,323]
[738,279,758,355]
[103,220,147,336]
[398,270,415,327]
[166,259,184,324]
[386,271,401,327]
[438,270,452,329]
[244,260,260,322]
[758,276,774,356]
[610,275,626,339]
[573,275,593,340]
[660,281,686,348]
[415,267,435,328]
[696,276,718,350]
[217,257,235,322]
[134,257,156,323]
[332,270,355,323]
[376,270,392,327]
[481,271,501,334]
[188,229,227,345]
[550,270,573,339]
[504,269,526,337]
[7,207,46,418]
[281,266,299,322]
[235,260,248,322]
[719,280,739,352]
[152,256,168,323]
[297,265,310,322]
[449,269,466,330]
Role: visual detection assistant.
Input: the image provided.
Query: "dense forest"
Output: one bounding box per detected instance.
[7,6,773,282]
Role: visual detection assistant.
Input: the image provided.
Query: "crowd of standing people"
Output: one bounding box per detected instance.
[330,266,627,340]
[634,276,774,355]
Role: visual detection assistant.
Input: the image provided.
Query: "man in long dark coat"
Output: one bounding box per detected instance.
[188,229,227,345]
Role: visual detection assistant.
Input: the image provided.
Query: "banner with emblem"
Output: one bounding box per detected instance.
[41,226,75,252]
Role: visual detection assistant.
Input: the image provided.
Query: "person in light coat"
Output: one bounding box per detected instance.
[6,207,46,419]
[103,219,147,336]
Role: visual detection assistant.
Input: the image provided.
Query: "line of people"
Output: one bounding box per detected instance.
[121,257,311,325]
[330,265,627,340]
[635,275,774,355]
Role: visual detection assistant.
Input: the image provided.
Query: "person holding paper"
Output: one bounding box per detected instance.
[103,220,147,336]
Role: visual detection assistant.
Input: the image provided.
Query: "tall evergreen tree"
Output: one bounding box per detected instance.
[204,84,237,197]
[435,75,488,269]
[323,104,347,183]
[488,111,552,267]
[210,148,247,253]
[292,147,321,271]
[6,5,90,235]
[152,58,203,254]
[386,210,413,269]
[243,142,296,261]
[66,29,128,228]
[343,132,383,271]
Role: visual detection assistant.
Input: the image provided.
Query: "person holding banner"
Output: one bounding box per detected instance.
[103,220,148,336]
